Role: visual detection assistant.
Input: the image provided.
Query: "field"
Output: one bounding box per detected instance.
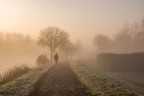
[78,60,144,95]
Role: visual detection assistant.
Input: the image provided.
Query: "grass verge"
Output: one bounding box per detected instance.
[0,64,54,96]
[70,62,139,96]
[0,65,31,85]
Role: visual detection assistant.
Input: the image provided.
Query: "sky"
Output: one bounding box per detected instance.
[0,0,144,49]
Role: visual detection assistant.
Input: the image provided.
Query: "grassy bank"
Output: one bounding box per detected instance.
[70,62,140,96]
[0,65,31,85]
[0,64,54,96]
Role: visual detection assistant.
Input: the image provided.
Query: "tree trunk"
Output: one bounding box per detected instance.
[50,48,53,62]
[50,48,56,62]
[50,51,53,62]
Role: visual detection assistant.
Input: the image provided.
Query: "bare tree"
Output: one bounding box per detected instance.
[130,23,140,39]
[140,19,144,33]
[60,41,75,60]
[75,40,82,52]
[93,19,144,53]
[142,19,144,27]
[93,34,111,53]
[38,27,69,61]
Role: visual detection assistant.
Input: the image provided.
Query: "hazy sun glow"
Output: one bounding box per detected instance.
[0,0,144,49]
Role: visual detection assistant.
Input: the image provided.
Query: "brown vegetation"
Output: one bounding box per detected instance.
[36,54,49,65]
[0,65,31,85]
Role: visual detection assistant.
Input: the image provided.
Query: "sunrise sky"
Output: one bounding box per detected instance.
[0,0,144,49]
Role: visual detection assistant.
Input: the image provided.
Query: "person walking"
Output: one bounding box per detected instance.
[54,53,59,64]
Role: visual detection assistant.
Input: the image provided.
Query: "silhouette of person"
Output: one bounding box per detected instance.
[54,53,59,64]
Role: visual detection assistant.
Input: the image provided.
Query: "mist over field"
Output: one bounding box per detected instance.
[0,32,47,74]
[0,0,144,96]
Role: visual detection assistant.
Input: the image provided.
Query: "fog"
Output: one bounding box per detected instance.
[0,32,47,74]
[0,0,144,50]
[0,1,144,92]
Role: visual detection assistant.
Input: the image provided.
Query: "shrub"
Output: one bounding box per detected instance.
[36,54,49,65]
[0,65,31,85]
[96,52,144,72]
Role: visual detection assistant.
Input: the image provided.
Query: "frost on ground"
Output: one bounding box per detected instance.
[0,64,54,96]
[70,62,139,96]
[79,61,144,95]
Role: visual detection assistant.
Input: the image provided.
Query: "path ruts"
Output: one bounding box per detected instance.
[29,63,92,96]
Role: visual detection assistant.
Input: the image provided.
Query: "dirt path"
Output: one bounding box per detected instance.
[29,63,92,96]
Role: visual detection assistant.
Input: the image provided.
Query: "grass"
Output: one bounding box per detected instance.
[0,65,31,85]
[0,64,54,96]
[70,62,140,96]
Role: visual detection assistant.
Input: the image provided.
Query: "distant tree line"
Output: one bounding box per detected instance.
[0,27,80,63]
[0,32,40,56]
[93,19,144,53]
